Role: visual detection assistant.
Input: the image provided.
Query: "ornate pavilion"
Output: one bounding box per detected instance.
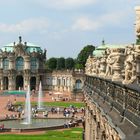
[0,36,47,90]
[84,6,140,140]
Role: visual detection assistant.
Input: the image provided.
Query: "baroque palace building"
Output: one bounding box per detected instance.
[0,36,85,93]
[46,69,85,93]
[0,36,47,91]
[84,6,140,140]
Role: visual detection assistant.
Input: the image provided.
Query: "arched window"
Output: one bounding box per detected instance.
[75,79,82,90]
[31,57,38,70]
[3,58,9,70]
[16,57,24,70]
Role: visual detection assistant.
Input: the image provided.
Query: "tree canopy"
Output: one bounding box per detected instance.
[46,45,95,70]
[56,57,65,70]
[46,57,57,70]
[65,57,75,70]
[136,38,140,45]
[75,45,95,69]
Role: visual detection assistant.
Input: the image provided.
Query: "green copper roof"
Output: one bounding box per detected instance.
[25,47,43,53]
[1,42,43,53]
[93,44,125,57]
[4,42,39,47]
[1,46,14,52]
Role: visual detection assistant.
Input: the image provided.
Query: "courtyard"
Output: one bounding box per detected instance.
[0,90,84,140]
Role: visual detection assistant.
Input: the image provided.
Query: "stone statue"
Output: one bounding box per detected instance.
[123,46,136,84]
[91,57,97,75]
[95,58,100,75]
[43,49,47,59]
[105,49,115,77]
[99,55,106,77]
[85,55,93,75]
[135,7,140,38]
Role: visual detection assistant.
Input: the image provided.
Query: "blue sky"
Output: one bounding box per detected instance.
[0,0,140,58]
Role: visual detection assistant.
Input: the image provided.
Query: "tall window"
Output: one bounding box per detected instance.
[75,79,82,90]
[16,57,24,70]
[31,57,38,70]
[3,58,9,70]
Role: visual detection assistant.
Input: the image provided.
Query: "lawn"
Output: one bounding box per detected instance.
[16,101,85,108]
[0,128,83,140]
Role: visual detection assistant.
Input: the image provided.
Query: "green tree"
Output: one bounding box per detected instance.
[136,38,140,45]
[56,57,65,70]
[47,57,57,70]
[65,57,75,69]
[74,63,84,69]
[75,45,95,69]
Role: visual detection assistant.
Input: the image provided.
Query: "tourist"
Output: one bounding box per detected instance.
[51,107,55,114]
[5,114,9,120]
[43,110,48,117]
[56,107,60,114]
[0,124,4,130]
[14,97,16,104]
[18,112,21,119]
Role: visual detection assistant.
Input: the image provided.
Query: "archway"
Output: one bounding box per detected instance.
[3,77,8,90]
[30,77,36,90]
[16,75,23,90]
[75,79,82,90]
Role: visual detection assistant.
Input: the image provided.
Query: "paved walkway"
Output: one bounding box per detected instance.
[0,91,83,119]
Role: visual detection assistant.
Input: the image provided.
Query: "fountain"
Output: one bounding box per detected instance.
[38,81,43,109]
[23,85,31,124]
[1,83,70,132]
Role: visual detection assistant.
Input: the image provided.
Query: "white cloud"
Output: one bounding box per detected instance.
[33,0,96,9]
[72,11,128,31]
[72,17,100,31]
[0,18,49,33]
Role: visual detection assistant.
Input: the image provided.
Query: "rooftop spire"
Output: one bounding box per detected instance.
[102,39,105,45]
[19,36,22,43]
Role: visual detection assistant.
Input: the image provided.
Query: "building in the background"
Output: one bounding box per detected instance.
[84,6,140,140]
[46,69,85,93]
[0,36,47,90]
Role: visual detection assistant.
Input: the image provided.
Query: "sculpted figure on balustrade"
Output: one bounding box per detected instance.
[123,45,137,84]
[85,55,93,75]
[94,57,101,76]
[135,6,140,38]
[91,57,97,76]
[99,52,107,77]
[105,49,114,78]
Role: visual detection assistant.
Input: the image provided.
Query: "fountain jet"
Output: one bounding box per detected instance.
[38,81,43,109]
[23,85,31,124]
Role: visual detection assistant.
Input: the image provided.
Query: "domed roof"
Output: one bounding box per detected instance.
[93,41,125,57]
[1,37,43,53]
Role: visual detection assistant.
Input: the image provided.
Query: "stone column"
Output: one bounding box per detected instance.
[24,56,30,70]
[9,56,15,70]
[8,76,15,90]
[24,75,30,90]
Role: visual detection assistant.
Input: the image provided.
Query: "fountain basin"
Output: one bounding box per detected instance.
[1,118,70,132]
[3,90,26,95]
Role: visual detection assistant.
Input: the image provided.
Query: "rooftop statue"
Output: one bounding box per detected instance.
[135,6,140,38]
[105,49,114,77]
[85,55,93,75]
[123,45,137,84]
